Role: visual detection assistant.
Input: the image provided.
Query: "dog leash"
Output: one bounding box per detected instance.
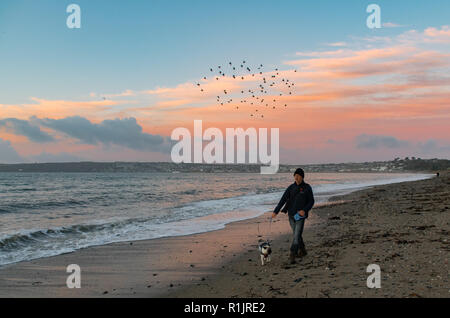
[258,213,273,243]
[267,214,273,243]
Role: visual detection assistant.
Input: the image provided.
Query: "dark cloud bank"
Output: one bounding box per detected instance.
[0,116,174,154]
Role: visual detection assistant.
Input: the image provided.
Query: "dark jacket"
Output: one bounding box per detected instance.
[274,181,314,218]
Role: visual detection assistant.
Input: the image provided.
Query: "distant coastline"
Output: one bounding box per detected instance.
[0,158,448,173]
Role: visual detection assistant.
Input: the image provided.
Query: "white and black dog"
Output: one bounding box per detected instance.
[258,241,272,265]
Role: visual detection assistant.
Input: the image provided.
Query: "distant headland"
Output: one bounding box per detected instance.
[0,157,448,173]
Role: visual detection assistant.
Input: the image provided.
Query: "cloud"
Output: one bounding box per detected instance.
[288,46,450,80]
[418,139,438,152]
[36,116,174,153]
[101,89,136,98]
[141,78,242,111]
[326,42,347,47]
[0,138,23,163]
[0,118,55,143]
[0,97,123,120]
[382,22,405,28]
[28,151,85,163]
[423,26,450,43]
[396,26,450,45]
[417,139,450,154]
[355,134,410,149]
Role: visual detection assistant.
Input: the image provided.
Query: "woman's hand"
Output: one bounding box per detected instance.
[271,212,277,219]
[298,210,305,217]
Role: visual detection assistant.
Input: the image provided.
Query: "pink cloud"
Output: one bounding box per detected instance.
[424,26,450,43]
[0,98,124,120]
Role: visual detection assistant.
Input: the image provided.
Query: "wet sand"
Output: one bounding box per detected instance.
[0,172,448,297]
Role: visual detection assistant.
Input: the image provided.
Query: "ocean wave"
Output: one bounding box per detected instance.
[0,198,89,212]
[7,187,37,192]
[0,207,267,266]
[0,220,134,251]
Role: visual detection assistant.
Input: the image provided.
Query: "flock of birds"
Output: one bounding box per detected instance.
[196,61,297,118]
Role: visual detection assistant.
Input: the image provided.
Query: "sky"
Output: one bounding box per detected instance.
[0,0,449,164]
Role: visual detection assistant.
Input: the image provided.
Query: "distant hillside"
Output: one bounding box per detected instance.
[302,157,449,173]
[0,157,448,173]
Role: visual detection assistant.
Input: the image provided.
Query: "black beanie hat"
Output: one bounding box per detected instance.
[294,168,305,178]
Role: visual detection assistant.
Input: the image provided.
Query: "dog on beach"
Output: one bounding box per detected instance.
[258,242,272,265]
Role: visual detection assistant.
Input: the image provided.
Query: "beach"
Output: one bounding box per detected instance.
[0,172,448,298]
[166,171,449,298]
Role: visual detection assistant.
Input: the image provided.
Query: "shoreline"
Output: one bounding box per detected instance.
[0,172,447,297]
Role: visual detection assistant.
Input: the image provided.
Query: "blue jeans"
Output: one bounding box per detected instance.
[288,215,305,254]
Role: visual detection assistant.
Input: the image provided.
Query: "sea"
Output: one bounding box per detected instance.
[0,172,433,266]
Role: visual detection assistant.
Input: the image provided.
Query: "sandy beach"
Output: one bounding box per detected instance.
[0,172,448,298]
[165,171,449,298]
